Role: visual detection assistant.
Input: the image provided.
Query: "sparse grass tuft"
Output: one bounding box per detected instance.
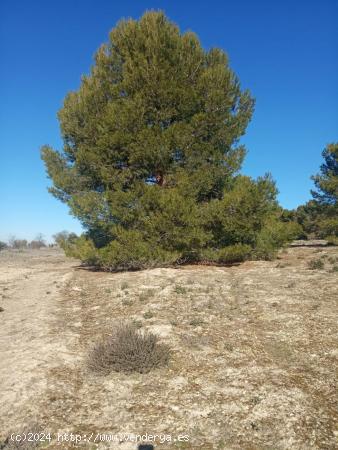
[180,333,210,349]
[139,289,156,302]
[143,311,154,319]
[122,299,132,306]
[328,256,338,264]
[88,322,170,374]
[276,262,290,268]
[121,282,129,290]
[174,285,187,295]
[189,318,205,327]
[307,259,324,270]
[132,319,143,329]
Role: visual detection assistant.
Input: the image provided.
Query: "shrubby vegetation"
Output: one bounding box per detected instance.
[42,11,302,270]
[88,322,170,374]
[28,233,46,249]
[52,230,78,249]
[8,237,28,249]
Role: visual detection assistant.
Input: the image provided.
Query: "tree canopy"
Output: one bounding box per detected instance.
[42,11,298,270]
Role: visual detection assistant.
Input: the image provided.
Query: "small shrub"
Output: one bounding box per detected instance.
[253,220,302,260]
[201,243,251,264]
[216,244,251,264]
[132,319,143,329]
[307,259,324,270]
[317,218,338,238]
[139,289,156,302]
[326,235,338,246]
[64,235,98,264]
[331,265,338,272]
[143,311,154,319]
[180,333,210,349]
[88,323,170,374]
[121,282,129,290]
[122,299,132,306]
[189,318,204,327]
[174,285,187,295]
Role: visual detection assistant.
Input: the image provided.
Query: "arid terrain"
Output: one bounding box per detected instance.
[0,243,337,449]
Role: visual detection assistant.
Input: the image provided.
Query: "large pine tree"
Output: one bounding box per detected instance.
[42,11,296,270]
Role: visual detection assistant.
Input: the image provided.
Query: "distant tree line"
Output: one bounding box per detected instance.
[0,234,47,251]
[0,232,80,251]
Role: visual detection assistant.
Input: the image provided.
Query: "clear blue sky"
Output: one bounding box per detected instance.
[1,0,337,242]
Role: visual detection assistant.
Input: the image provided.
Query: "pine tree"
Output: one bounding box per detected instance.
[311,143,338,206]
[42,11,296,269]
[309,143,338,240]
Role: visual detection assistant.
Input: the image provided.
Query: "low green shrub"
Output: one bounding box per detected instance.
[98,229,178,271]
[317,217,338,238]
[253,220,302,260]
[174,285,187,295]
[201,243,251,264]
[326,235,338,246]
[216,244,251,263]
[64,235,98,265]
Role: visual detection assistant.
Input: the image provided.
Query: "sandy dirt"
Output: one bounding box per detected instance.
[0,244,337,449]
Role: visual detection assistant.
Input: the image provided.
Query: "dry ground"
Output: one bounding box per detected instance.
[0,244,337,449]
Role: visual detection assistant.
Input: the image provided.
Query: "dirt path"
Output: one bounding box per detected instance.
[0,249,77,433]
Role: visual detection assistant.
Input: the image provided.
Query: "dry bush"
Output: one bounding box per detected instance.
[88,323,170,374]
[308,259,324,270]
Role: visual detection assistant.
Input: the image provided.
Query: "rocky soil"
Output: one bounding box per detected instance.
[0,243,337,449]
